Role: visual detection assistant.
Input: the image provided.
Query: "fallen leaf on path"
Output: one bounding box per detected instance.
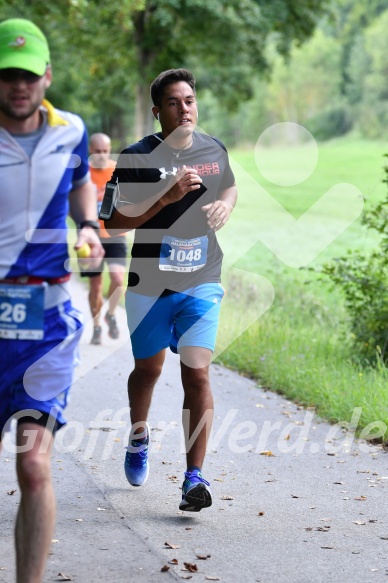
[168,559,178,565]
[168,475,178,481]
[291,494,299,499]
[321,546,334,550]
[220,495,233,500]
[161,565,170,572]
[205,577,220,581]
[258,511,265,516]
[7,489,16,495]
[260,450,275,457]
[183,563,198,572]
[164,542,180,549]
[353,521,366,525]
[56,573,72,581]
[75,519,83,522]
[51,539,59,543]
[196,553,211,560]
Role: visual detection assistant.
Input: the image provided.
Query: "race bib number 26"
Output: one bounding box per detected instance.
[0,283,45,340]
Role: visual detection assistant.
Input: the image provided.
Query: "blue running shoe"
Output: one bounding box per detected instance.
[124,423,150,486]
[179,470,212,512]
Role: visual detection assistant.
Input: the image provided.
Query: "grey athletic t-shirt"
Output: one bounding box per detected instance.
[112,131,235,296]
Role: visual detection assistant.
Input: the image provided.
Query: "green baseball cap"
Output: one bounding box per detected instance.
[0,18,50,75]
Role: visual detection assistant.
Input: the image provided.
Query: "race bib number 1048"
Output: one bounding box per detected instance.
[159,236,208,272]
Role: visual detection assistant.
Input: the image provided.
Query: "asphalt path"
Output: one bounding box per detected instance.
[1,277,388,582]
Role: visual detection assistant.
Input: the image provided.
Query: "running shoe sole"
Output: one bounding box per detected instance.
[180,483,212,512]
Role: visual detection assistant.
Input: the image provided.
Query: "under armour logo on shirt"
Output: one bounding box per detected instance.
[159,167,178,179]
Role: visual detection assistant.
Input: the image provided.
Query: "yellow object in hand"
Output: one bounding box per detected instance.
[76,243,91,258]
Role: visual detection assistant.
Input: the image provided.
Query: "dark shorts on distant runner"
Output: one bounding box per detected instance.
[81,236,127,278]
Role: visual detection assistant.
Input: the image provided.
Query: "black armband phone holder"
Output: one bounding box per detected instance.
[98,181,118,220]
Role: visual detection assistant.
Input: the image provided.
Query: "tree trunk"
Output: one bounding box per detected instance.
[133,6,157,140]
[101,111,128,151]
[135,83,154,140]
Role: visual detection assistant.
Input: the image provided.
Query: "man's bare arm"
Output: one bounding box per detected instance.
[69,181,105,265]
[201,184,237,231]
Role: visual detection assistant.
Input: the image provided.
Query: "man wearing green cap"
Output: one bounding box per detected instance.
[0,18,104,583]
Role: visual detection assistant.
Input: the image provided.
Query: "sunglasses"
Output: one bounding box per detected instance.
[0,68,44,83]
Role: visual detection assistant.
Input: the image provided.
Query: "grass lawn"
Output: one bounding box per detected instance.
[215,137,388,439]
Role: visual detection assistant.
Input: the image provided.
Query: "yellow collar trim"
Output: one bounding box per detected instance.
[41,99,69,127]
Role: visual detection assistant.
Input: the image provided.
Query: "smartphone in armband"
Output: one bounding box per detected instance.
[98,182,118,220]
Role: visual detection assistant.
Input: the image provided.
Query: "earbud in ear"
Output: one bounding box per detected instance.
[157,113,160,121]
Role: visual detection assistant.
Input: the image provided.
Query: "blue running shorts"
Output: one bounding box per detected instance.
[0,300,83,437]
[125,283,225,359]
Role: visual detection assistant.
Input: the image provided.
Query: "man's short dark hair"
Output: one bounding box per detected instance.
[150,68,196,107]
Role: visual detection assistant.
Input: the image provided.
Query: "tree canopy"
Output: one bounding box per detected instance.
[0,0,330,143]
